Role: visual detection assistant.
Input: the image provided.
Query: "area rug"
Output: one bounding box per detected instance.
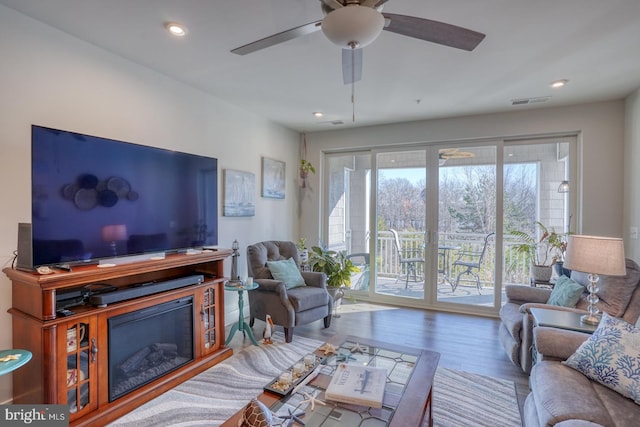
[109,333,521,427]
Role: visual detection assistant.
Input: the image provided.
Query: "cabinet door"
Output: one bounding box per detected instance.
[199,284,219,354]
[62,316,98,419]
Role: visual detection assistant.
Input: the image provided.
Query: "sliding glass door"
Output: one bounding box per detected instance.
[321,135,576,314]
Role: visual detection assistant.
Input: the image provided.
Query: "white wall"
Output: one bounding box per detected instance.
[0,5,299,402]
[302,101,626,250]
[624,89,640,260]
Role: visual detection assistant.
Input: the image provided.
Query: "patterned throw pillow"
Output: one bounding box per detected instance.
[546,276,585,307]
[563,312,640,403]
[266,258,306,289]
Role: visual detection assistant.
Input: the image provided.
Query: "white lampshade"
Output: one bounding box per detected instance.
[563,235,626,276]
[101,224,127,242]
[321,5,385,49]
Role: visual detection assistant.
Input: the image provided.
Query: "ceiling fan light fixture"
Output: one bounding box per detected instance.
[321,5,385,49]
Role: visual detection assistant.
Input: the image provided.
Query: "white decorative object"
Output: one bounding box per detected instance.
[263,314,274,344]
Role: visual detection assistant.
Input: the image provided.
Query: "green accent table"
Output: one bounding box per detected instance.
[224,281,259,346]
[0,349,32,376]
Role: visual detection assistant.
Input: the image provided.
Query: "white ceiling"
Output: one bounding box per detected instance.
[2,0,640,132]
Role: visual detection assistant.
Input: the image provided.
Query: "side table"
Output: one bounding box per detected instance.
[529,307,598,334]
[224,281,259,346]
[0,349,32,376]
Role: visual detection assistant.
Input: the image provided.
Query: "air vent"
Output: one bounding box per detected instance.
[331,120,344,126]
[511,96,551,106]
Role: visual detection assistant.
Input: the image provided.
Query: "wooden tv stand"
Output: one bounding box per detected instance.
[4,250,233,427]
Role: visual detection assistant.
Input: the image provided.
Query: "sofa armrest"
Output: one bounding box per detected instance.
[301,271,327,289]
[505,284,551,304]
[534,326,590,361]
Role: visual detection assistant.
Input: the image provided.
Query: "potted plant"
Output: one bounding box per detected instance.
[308,245,359,291]
[299,159,316,188]
[510,221,567,282]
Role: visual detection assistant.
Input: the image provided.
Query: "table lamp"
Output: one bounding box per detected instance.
[101,224,127,257]
[563,235,626,325]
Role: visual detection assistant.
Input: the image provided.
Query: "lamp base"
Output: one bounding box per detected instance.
[580,313,601,325]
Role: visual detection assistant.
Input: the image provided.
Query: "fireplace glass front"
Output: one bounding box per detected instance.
[108,296,194,401]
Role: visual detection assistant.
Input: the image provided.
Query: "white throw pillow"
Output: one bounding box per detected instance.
[564,312,640,404]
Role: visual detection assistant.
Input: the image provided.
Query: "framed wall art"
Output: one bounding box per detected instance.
[224,169,255,217]
[261,157,286,199]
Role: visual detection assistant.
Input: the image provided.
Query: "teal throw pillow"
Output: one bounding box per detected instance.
[266,258,306,289]
[546,275,584,307]
[564,312,640,403]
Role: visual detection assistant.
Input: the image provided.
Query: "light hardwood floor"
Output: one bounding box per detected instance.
[226,301,530,418]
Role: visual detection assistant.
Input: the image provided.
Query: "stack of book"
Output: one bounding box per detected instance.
[325,363,387,408]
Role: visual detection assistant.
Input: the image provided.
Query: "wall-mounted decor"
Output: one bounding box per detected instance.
[262,157,286,199]
[224,169,255,217]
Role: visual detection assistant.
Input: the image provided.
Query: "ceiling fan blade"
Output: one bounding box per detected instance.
[231,20,322,55]
[382,13,485,51]
[321,0,345,10]
[342,48,363,84]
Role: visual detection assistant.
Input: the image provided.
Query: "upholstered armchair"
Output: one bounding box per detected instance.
[246,241,333,343]
[499,258,640,374]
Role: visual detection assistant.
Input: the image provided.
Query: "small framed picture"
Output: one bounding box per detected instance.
[262,157,285,199]
[224,169,255,216]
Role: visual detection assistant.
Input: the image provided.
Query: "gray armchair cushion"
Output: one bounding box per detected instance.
[248,241,300,280]
[287,286,331,312]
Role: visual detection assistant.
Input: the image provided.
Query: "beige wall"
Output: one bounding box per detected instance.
[302,101,626,251]
[0,5,300,402]
[624,89,640,260]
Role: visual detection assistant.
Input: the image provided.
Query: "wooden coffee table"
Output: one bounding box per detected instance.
[221,335,440,427]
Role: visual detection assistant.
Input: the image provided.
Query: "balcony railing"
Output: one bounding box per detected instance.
[375,231,533,288]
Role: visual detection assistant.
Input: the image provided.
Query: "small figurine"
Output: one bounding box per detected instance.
[238,399,274,427]
[263,314,274,344]
[300,391,326,411]
[318,343,337,355]
[348,342,367,354]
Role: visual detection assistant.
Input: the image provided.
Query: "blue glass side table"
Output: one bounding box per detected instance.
[0,349,32,376]
[224,281,259,346]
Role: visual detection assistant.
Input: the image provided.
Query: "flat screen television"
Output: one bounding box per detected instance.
[30,125,218,268]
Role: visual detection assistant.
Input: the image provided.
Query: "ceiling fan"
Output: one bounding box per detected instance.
[231,0,486,85]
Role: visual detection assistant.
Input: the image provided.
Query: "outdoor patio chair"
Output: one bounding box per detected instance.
[390,229,425,288]
[451,232,495,294]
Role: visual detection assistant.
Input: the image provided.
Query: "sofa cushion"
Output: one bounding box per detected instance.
[547,276,585,307]
[530,361,615,426]
[266,258,306,289]
[564,312,640,404]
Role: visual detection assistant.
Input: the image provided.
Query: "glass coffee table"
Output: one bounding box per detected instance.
[222,335,440,427]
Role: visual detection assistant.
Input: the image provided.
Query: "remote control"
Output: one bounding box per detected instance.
[57,309,74,317]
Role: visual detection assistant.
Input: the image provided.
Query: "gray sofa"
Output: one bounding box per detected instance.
[525,326,640,426]
[499,259,640,373]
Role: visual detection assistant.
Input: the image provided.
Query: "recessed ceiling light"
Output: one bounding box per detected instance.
[164,22,187,37]
[550,79,568,88]
[312,112,324,118]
